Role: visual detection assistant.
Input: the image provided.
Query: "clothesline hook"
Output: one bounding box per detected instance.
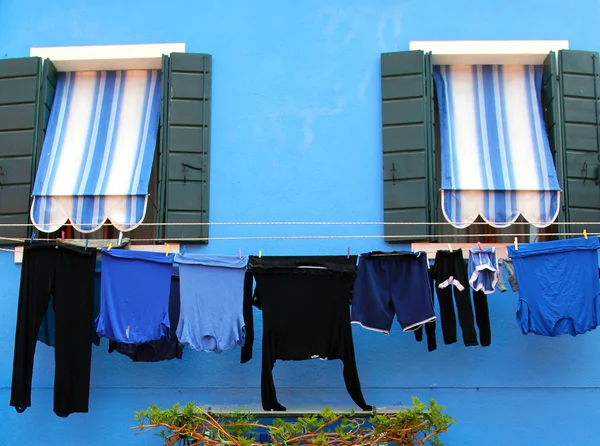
[30,232,36,245]
[165,243,170,256]
[477,241,484,250]
[238,247,242,259]
[85,239,89,251]
[258,250,262,258]
[584,229,588,239]
[347,247,350,259]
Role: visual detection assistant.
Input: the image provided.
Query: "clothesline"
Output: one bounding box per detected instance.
[0,231,597,245]
[0,221,598,227]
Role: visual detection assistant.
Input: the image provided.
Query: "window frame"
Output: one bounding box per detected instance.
[12,43,189,262]
[30,43,185,71]
[410,40,570,245]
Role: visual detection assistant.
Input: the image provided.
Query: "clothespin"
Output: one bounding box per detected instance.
[584,229,588,239]
[30,232,36,245]
[347,247,350,259]
[238,247,242,259]
[107,242,112,251]
[165,243,170,256]
[61,231,65,241]
[514,237,518,251]
[85,239,89,251]
[118,231,123,245]
[477,241,484,251]
[447,243,452,252]
[258,250,262,258]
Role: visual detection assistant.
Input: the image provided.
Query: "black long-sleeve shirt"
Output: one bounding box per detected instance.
[241,256,371,412]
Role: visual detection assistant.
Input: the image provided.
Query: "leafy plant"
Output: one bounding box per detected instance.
[132,396,454,445]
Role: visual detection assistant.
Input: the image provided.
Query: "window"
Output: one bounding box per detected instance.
[0,44,211,245]
[380,40,600,244]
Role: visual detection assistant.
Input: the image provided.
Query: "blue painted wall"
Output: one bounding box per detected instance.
[2,0,600,444]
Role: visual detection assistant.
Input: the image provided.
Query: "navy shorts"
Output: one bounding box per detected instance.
[351,252,435,333]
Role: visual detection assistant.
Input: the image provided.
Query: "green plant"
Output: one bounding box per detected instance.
[132,396,454,445]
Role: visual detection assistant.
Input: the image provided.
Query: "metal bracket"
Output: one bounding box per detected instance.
[182,163,203,184]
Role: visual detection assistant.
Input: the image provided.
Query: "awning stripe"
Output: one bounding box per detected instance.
[31,70,161,233]
[433,64,562,228]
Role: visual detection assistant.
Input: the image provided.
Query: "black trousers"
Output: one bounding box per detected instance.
[431,250,479,346]
[11,243,96,417]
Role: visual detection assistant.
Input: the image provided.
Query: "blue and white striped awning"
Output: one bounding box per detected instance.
[433,65,561,229]
[31,70,161,233]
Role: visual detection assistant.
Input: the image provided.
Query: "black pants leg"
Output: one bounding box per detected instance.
[11,246,54,413]
[436,284,458,344]
[11,244,96,417]
[473,290,491,347]
[453,286,479,347]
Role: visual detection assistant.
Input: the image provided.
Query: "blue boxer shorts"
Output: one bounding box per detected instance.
[351,252,435,334]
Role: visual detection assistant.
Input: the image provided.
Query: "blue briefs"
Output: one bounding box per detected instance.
[468,247,498,294]
[351,251,435,334]
[507,237,600,337]
[96,250,175,343]
[175,254,248,353]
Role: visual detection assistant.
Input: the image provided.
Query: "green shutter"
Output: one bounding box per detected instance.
[542,51,566,233]
[158,53,211,243]
[0,57,45,242]
[381,50,435,242]
[558,50,600,236]
[35,59,58,167]
[156,54,170,241]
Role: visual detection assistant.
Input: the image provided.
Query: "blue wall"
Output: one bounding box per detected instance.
[2,0,600,444]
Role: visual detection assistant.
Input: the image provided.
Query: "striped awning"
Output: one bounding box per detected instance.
[31,70,161,233]
[433,65,561,229]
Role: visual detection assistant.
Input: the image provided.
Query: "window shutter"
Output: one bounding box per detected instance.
[542,51,567,233]
[35,59,58,167]
[159,53,211,243]
[558,50,600,236]
[0,57,45,242]
[381,50,435,242]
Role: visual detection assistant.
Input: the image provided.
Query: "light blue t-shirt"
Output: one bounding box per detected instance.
[175,254,248,353]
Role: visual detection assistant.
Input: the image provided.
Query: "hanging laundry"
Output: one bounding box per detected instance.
[11,243,97,417]
[468,247,499,294]
[96,250,174,343]
[242,256,371,412]
[472,290,491,347]
[174,254,248,353]
[507,237,600,337]
[108,267,183,362]
[351,251,435,334]
[37,269,102,347]
[498,258,519,292]
[414,269,437,352]
[431,249,479,346]
[496,262,508,292]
